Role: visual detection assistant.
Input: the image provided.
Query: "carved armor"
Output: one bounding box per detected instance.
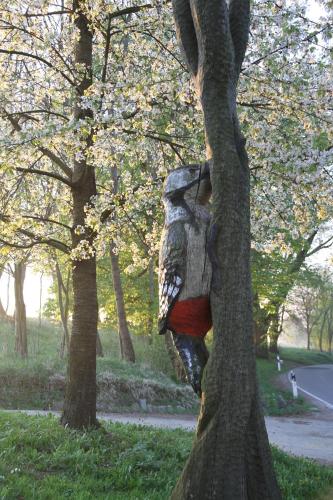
[158,163,212,395]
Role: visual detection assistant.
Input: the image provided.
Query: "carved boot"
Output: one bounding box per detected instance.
[172,332,209,397]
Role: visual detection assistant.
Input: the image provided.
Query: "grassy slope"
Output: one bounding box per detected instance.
[0,320,198,413]
[0,412,332,500]
[1,320,332,415]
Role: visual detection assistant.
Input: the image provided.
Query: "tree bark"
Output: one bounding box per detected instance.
[0,268,12,322]
[306,317,311,350]
[171,1,281,498]
[165,330,187,382]
[61,0,99,429]
[38,272,43,328]
[96,331,104,357]
[110,242,135,363]
[318,310,327,353]
[268,305,284,354]
[14,262,28,358]
[253,295,269,358]
[147,257,155,344]
[55,261,70,359]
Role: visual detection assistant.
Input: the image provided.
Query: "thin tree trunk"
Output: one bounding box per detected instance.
[318,310,327,353]
[306,314,311,350]
[96,331,104,357]
[110,242,135,363]
[61,0,98,429]
[39,272,43,328]
[165,331,187,382]
[268,309,280,354]
[14,262,27,358]
[254,231,317,354]
[171,2,281,498]
[253,295,269,358]
[147,257,155,344]
[0,268,11,321]
[55,262,70,359]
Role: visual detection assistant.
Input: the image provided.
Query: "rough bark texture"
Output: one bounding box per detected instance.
[110,242,135,363]
[0,269,11,322]
[165,330,187,382]
[14,262,27,358]
[96,331,104,357]
[147,257,155,344]
[55,261,70,359]
[171,1,281,498]
[253,294,269,358]
[61,0,98,429]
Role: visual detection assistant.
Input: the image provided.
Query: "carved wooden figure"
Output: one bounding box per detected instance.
[158,163,212,395]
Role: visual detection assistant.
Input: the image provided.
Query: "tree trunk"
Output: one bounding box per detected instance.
[147,257,155,344]
[268,309,280,354]
[39,272,43,328]
[61,0,98,429]
[110,242,135,363]
[254,231,317,355]
[96,331,104,357]
[14,262,27,358]
[0,268,12,322]
[253,296,269,358]
[254,319,269,358]
[318,310,327,353]
[165,330,187,382]
[171,1,281,498]
[55,262,70,359]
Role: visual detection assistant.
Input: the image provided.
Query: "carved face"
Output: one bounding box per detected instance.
[164,163,211,205]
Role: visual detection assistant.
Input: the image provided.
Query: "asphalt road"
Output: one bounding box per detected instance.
[292,364,333,409]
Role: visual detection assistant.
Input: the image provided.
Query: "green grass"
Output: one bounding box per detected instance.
[280,347,333,366]
[0,320,197,413]
[1,320,332,416]
[257,358,312,416]
[0,412,332,500]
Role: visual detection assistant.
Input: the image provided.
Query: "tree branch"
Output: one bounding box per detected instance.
[306,234,333,258]
[21,214,72,232]
[229,0,250,76]
[3,110,73,178]
[108,4,153,20]
[0,49,76,88]
[15,167,74,187]
[172,0,198,75]
[245,25,329,70]
[6,109,69,121]
[24,10,72,17]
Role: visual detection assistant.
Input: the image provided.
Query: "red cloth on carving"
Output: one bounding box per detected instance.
[168,296,212,338]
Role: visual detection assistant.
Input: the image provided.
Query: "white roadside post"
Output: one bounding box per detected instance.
[290,370,298,398]
[276,355,283,372]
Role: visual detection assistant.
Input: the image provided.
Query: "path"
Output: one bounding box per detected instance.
[3,409,333,466]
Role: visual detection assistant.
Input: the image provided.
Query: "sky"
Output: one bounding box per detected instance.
[0,0,331,319]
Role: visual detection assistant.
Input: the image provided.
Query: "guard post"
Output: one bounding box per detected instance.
[290,370,298,398]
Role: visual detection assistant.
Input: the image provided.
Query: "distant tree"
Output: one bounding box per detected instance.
[13,261,28,358]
